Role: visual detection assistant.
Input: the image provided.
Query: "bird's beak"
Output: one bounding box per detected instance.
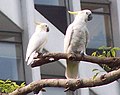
[88,14,93,21]
[35,21,42,25]
[68,11,78,15]
[47,27,49,32]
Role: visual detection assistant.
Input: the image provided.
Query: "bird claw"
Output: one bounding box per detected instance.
[68,53,77,60]
[80,51,87,56]
[37,52,43,57]
[33,58,40,61]
[64,87,70,92]
[33,52,40,59]
[41,88,46,92]
[80,51,87,60]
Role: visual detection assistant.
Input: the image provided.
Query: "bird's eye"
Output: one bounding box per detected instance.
[45,25,48,27]
[86,12,89,15]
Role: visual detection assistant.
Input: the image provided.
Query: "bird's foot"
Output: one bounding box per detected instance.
[37,52,43,57]
[68,52,77,61]
[80,51,87,60]
[33,52,42,59]
[80,51,87,56]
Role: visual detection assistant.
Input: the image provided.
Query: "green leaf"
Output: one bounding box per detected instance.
[20,82,25,87]
[98,46,111,50]
[112,47,120,51]
[98,46,106,50]
[0,80,4,84]
[93,72,99,80]
[92,69,99,72]
[107,51,111,57]
[102,64,111,72]
[0,80,25,93]
[98,55,104,58]
[111,49,116,57]
[92,52,97,56]
[1,89,5,93]
[102,51,106,57]
[5,80,11,82]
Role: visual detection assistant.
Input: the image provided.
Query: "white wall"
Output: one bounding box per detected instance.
[109,0,120,47]
[0,0,23,29]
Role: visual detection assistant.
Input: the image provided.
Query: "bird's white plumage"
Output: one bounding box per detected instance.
[64,10,92,79]
[25,23,49,65]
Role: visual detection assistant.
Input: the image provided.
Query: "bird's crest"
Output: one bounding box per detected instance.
[34,21,42,25]
[68,11,78,15]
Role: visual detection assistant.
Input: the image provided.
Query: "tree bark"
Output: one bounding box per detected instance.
[8,52,120,95]
[10,67,120,95]
[0,93,8,95]
[31,52,120,69]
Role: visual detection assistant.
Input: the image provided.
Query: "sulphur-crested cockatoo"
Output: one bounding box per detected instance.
[64,10,92,79]
[25,22,49,65]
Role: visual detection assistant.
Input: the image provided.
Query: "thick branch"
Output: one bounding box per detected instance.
[31,52,120,68]
[0,93,8,95]
[10,67,120,95]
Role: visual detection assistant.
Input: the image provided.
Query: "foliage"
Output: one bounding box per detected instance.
[91,46,120,79]
[92,46,120,57]
[0,80,25,93]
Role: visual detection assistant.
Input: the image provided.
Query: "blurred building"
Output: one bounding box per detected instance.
[0,0,120,95]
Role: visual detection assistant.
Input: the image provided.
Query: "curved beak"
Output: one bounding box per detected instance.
[88,14,93,21]
[35,21,42,25]
[47,27,49,32]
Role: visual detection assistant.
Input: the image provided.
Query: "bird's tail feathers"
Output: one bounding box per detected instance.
[26,51,36,65]
[65,60,79,79]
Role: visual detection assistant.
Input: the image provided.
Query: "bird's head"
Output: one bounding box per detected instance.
[82,10,93,21]
[35,22,49,32]
[68,9,93,22]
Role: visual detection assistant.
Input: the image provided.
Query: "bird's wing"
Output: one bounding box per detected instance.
[25,32,47,62]
[64,24,74,53]
[66,60,79,79]
[85,29,89,48]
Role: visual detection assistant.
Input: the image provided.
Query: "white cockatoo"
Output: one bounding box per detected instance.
[25,22,49,65]
[64,10,92,79]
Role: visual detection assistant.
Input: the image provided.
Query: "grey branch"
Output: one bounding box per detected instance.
[31,52,120,69]
[10,67,120,95]
[0,93,8,95]
[7,52,120,95]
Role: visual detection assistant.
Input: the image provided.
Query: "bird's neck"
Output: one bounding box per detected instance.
[35,27,43,33]
[73,16,87,26]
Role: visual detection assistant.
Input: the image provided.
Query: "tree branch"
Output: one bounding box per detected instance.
[31,52,120,69]
[0,93,8,95]
[7,52,120,94]
[10,67,120,95]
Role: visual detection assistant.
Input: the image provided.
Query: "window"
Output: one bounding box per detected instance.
[34,0,68,34]
[81,1,113,49]
[41,60,65,79]
[34,0,66,6]
[0,31,24,81]
[89,89,97,95]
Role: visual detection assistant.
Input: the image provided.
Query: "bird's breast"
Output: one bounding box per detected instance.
[69,29,87,53]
